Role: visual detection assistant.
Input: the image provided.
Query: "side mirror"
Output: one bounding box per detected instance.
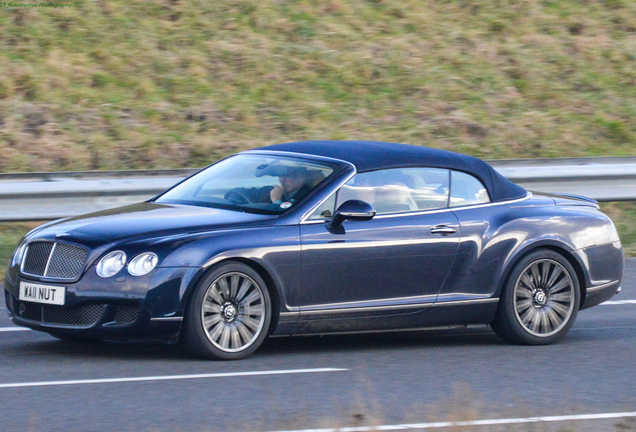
[330,200,376,229]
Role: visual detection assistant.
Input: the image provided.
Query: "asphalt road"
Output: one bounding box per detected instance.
[1,260,635,432]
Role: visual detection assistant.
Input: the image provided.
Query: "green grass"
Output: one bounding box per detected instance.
[0,222,36,282]
[0,0,636,172]
[600,202,636,257]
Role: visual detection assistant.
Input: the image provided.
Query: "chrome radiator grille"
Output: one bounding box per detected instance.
[22,242,88,280]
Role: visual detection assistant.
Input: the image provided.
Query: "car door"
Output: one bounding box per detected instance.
[297,168,460,316]
[438,170,500,302]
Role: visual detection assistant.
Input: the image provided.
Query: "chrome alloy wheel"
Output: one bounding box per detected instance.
[201,272,266,353]
[513,259,575,338]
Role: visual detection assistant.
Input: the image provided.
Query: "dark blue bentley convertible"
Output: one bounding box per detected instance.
[4,141,623,359]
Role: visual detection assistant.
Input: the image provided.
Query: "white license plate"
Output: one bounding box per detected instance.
[19,282,66,306]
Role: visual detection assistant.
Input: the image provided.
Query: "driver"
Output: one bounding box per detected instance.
[270,167,310,205]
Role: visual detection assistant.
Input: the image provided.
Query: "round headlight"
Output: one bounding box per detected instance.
[128,252,158,277]
[96,251,127,278]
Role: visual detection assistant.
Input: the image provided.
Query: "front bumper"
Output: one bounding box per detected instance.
[4,265,201,341]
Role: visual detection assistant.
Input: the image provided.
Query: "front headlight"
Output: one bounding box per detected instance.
[128,253,158,276]
[96,251,127,278]
[11,241,28,267]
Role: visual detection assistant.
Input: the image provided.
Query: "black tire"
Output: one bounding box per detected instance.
[492,249,580,345]
[181,262,272,360]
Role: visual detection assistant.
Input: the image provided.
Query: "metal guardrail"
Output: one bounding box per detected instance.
[0,157,635,221]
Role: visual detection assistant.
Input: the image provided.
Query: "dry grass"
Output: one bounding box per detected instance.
[0,222,41,281]
[600,202,636,257]
[0,0,636,172]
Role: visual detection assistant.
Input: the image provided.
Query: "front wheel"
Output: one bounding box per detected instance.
[492,249,580,345]
[181,262,272,360]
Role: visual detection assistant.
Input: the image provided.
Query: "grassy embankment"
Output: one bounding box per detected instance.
[1,0,636,170]
[1,0,636,276]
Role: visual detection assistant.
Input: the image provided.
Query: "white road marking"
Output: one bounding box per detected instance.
[0,368,347,389]
[572,325,636,332]
[601,300,636,305]
[0,327,30,332]
[269,411,636,432]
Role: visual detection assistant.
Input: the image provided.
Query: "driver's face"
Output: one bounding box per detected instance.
[279,172,305,194]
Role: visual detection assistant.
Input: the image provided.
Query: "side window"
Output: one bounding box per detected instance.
[307,193,337,220]
[450,171,490,207]
[335,168,450,215]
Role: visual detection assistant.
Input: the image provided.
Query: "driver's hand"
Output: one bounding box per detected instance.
[270,186,283,202]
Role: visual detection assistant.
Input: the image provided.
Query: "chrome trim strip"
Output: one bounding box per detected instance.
[586,280,620,293]
[373,192,533,219]
[43,243,56,277]
[450,192,533,212]
[150,317,183,322]
[300,219,327,225]
[299,302,434,315]
[304,191,534,223]
[291,294,437,312]
[278,312,297,318]
[296,297,500,316]
[373,207,453,219]
[19,245,27,274]
[431,298,499,307]
[270,324,490,338]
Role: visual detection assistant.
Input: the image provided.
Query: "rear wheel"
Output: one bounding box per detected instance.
[181,262,271,360]
[492,249,580,345]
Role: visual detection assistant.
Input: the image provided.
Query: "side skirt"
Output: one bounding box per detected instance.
[271,298,499,336]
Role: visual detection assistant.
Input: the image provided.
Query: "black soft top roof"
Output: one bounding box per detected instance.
[256,140,526,202]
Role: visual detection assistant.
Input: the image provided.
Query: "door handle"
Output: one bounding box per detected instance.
[430,225,456,236]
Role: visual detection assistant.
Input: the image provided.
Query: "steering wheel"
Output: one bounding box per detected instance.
[224,189,254,205]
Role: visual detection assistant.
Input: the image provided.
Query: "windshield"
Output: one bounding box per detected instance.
[156,154,338,214]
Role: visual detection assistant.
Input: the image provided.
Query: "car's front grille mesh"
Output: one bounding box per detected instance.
[22,242,88,280]
[42,304,106,326]
[10,296,106,327]
[114,305,139,325]
[22,242,53,276]
[46,244,88,279]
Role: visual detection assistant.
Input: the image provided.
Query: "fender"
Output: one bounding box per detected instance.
[161,225,302,317]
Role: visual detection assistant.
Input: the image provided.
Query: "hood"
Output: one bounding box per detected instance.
[34,202,277,244]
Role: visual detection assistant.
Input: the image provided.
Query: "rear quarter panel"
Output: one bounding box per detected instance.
[439,195,622,301]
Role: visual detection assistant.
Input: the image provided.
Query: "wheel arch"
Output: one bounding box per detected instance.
[496,242,588,309]
[181,257,282,336]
